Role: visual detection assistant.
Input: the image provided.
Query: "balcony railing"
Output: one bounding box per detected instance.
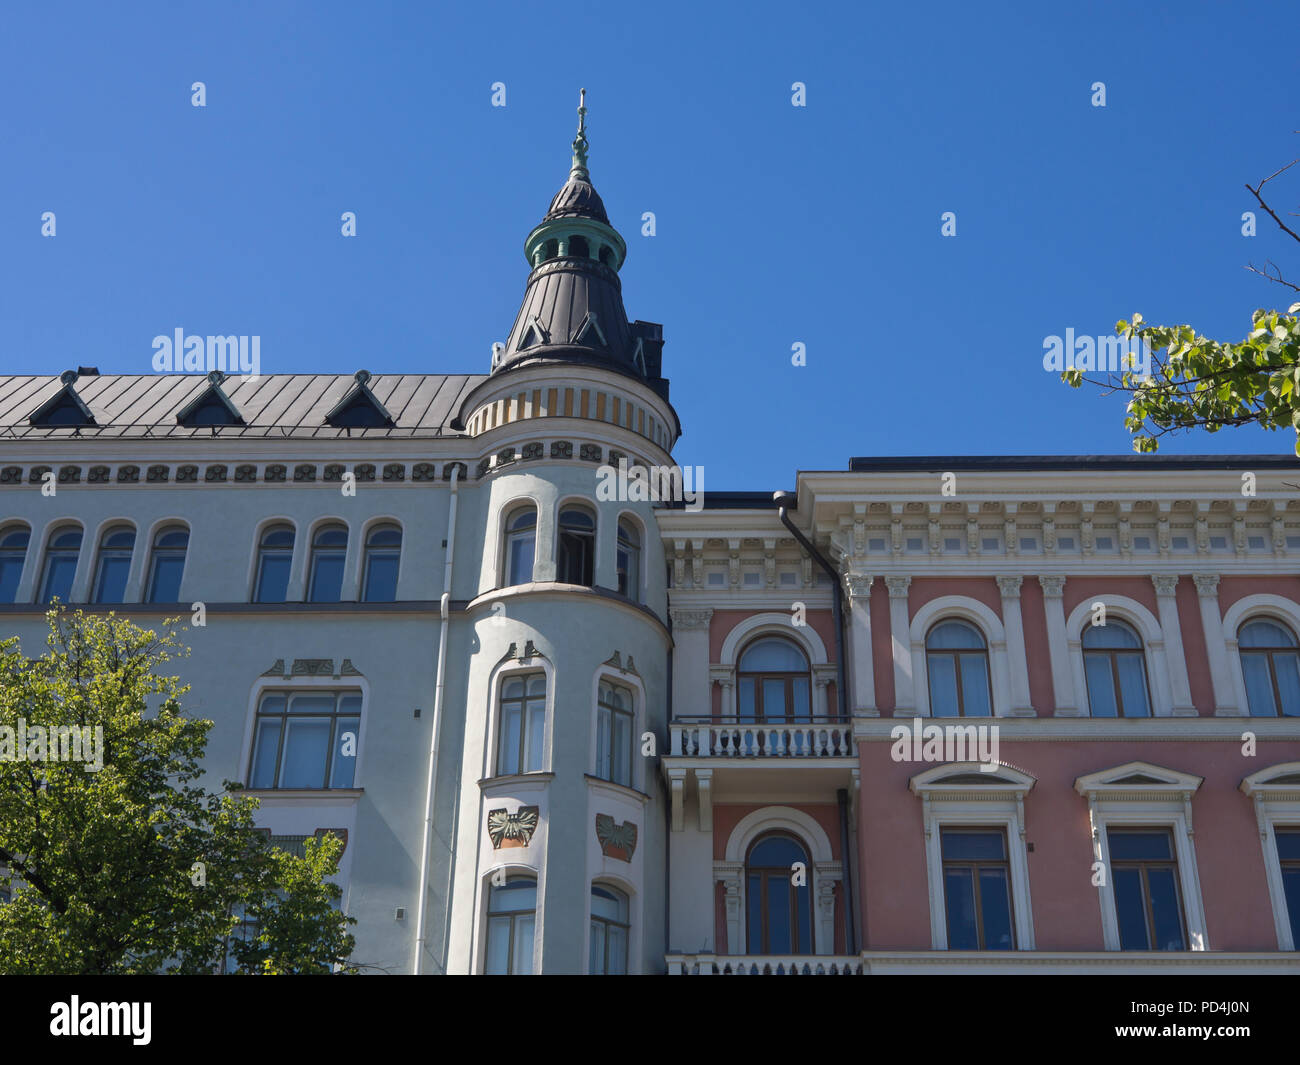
[666,954,863,975]
[669,719,854,758]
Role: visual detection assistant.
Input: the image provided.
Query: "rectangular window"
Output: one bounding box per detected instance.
[596,681,634,786]
[940,828,1015,950]
[1108,828,1187,950]
[247,691,361,789]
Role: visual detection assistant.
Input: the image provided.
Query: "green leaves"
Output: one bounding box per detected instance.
[0,610,355,974]
[1062,307,1300,453]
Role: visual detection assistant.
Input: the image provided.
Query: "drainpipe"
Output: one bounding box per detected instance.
[772,491,846,719]
[774,490,857,954]
[413,464,460,974]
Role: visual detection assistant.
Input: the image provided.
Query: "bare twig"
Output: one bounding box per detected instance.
[1246,159,1300,245]
[1245,261,1300,292]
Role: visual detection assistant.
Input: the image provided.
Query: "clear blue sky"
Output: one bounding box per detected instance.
[1,1,1297,486]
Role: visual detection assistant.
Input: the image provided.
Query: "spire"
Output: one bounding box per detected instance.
[570,88,589,178]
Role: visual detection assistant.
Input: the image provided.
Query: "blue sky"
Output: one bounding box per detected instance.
[1,1,1297,486]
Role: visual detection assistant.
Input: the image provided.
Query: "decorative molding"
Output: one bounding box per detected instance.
[1192,573,1221,597]
[670,608,713,631]
[487,806,539,849]
[595,814,638,861]
[1038,575,1066,598]
[1151,574,1180,597]
[996,576,1022,598]
[885,575,912,599]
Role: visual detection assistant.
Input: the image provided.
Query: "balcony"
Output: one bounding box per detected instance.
[669,718,854,758]
[666,953,863,975]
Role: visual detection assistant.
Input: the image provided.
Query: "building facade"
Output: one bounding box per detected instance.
[1,106,1299,973]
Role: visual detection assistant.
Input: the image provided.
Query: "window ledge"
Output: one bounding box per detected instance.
[237,788,364,801]
[479,771,556,790]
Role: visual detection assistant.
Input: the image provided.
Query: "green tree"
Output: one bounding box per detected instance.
[1062,159,1300,455]
[0,608,356,974]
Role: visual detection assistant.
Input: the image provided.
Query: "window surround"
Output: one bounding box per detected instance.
[1240,761,1300,950]
[1064,596,1176,718]
[1074,761,1208,951]
[718,806,839,956]
[909,761,1037,950]
[484,653,554,781]
[500,499,541,587]
[715,613,834,720]
[239,674,370,793]
[1222,595,1300,719]
[907,596,1013,718]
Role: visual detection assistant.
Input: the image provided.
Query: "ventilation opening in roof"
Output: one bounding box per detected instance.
[568,235,589,259]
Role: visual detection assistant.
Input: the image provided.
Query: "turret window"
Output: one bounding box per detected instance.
[484,877,537,975]
[596,680,634,786]
[504,507,537,586]
[616,520,641,602]
[497,672,547,776]
[557,506,596,586]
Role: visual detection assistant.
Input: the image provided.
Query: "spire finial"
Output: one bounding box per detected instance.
[571,87,589,177]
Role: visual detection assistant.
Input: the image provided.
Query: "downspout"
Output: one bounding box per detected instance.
[413,463,460,973]
[774,490,857,954]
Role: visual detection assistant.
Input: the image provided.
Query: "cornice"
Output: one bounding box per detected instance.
[854,718,1300,741]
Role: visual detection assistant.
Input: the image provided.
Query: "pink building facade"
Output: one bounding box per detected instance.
[661,456,1300,973]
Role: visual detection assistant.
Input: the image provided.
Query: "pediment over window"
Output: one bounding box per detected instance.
[325,370,394,429]
[177,370,244,427]
[29,371,95,428]
[1241,761,1300,799]
[910,761,1036,797]
[1074,761,1203,800]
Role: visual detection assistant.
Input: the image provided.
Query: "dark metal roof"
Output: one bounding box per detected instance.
[502,257,633,371]
[847,454,1300,472]
[544,175,609,224]
[0,373,485,440]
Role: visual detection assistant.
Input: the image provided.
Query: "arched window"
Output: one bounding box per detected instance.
[926,620,992,717]
[497,672,546,775]
[590,884,629,974]
[503,507,536,587]
[146,526,189,603]
[616,520,641,602]
[1239,618,1300,717]
[485,876,536,974]
[254,524,295,603]
[361,524,401,602]
[737,637,812,722]
[557,506,595,586]
[39,526,82,604]
[307,524,348,603]
[91,526,135,604]
[596,680,634,786]
[1082,619,1151,718]
[745,834,813,954]
[0,526,30,604]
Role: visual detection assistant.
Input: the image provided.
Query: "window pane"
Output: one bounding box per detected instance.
[499,707,522,775]
[1084,654,1118,718]
[280,719,331,788]
[41,555,77,603]
[959,654,991,716]
[612,713,631,786]
[794,882,811,952]
[289,694,337,715]
[148,555,185,603]
[746,874,763,952]
[525,705,545,773]
[762,678,787,720]
[941,831,1005,861]
[363,554,399,601]
[309,554,345,603]
[765,876,792,953]
[738,678,756,720]
[508,534,534,585]
[256,554,291,602]
[490,880,536,912]
[595,709,611,779]
[1282,867,1300,947]
[512,915,535,974]
[0,556,23,603]
[928,655,959,717]
[1108,831,1173,861]
[1082,620,1141,649]
[1113,867,1151,949]
[330,716,360,787]
[750,836,805,867]
[928,621,985,650]
[250,719,281,788]
[1240,619,1296,648]
[943,869,979,949]
[485,916,512,974]
[589,920,606,974]
[1146,867,1186,950]
[1275,653,1300,717]
[978,868,1014,949]
[739,638,808,672]
[1276,829,1300,862]
[792,677,811,721]
[1241,653,1277,716]
[94,555,131,603]
[1116,655,1150,717]
[607,924,628,974]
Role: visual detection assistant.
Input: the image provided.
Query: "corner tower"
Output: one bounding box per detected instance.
[444,93,677,974]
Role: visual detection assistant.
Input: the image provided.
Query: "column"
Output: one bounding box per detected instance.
[997,576,1035,716]
[669,607,713,719]
[844,573,877,716]
[1193,573,1241,716]
[718,863,744,955]
[1039,576,1079,715]
[886,576,915,715]
[1152,575,1197,716]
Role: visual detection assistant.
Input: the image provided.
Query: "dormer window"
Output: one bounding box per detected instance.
[325,370,394,429]
[29,371,95,429]
[177,371,243,428]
